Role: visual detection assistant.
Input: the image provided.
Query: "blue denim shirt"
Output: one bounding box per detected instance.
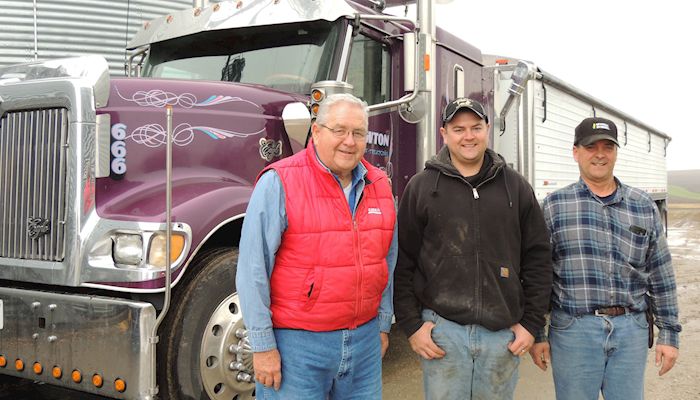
[237,161,398,352]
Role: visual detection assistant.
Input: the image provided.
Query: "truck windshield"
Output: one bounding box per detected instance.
[142,20,340,94]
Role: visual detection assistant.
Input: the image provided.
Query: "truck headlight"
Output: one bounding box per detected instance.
[113,233,143,266]
[148,233,185,268]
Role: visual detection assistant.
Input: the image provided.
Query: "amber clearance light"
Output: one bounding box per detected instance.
[311,89,324,102]
[33,362,43,374]
[115,378,127,393]
[92,373,104,388]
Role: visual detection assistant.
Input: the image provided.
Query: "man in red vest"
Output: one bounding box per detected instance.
[237,93,397,399]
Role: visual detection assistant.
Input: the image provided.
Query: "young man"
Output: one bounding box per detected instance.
[237,93,397,399]
[530,117,681,399]
[394,97,552,399]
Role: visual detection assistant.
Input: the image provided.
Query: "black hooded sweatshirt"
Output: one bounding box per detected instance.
[394,146,552,337]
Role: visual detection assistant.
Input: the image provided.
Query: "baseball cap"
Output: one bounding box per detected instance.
[574,117,619,146]
[442,97,488,125]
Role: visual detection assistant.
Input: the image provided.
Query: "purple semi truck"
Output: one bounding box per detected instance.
[0,1,670,399]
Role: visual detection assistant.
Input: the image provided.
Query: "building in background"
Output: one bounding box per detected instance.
[1,0,193,75]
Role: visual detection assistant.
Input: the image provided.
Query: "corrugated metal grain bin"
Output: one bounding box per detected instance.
[0,0,193,75]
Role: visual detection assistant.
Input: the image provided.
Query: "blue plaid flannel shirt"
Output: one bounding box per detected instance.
[540,178,681,348]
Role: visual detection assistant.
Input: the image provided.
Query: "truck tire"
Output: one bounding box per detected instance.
[158,247,255,400]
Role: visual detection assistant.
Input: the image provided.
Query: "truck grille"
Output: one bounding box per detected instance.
[0,108,68,261]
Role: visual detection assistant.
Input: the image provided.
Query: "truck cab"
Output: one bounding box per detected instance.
[0,1,481,399]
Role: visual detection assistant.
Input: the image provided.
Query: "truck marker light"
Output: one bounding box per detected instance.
[15,359,24,371]
[311,89,324,102]
[72,369,82,383]
[0,355,6,367]
[311,103,320,116]
[52,366,62,379]
[33,362,43,374]
[115,378,127,393]
[92,374,104,388]
[148,233,185,268]
[496,59,509,65]
[424,54,430,71]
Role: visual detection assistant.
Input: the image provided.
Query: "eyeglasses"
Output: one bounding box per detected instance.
[319,124,368,141]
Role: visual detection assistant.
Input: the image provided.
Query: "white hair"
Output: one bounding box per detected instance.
[315,93,369,128]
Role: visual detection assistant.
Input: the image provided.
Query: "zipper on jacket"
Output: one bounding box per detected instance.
[437,164,505,324]
[473,194,482,323]
[351,218,362,329]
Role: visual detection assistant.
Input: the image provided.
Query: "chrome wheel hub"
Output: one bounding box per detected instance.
[200,293,255,399]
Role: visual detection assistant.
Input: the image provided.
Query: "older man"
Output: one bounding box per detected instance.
[237,93,397,399]
[530,117,681,400]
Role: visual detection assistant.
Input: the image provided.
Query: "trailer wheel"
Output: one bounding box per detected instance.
[158,247,255,400]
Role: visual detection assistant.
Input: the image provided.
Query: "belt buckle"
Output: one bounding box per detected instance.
[594,309,605,316]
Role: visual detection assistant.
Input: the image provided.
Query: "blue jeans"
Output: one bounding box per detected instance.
[256,317,381,400]
[549,308,649,400]
[420,309,520,400]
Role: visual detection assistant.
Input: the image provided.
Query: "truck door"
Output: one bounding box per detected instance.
[345,31,396,182]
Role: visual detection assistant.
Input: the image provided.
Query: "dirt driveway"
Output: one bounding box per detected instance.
[383,205,700,400]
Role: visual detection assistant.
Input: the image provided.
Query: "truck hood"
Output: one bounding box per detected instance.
[97,77,310,223]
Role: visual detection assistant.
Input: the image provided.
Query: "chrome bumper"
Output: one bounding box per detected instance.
[0,287,155,399]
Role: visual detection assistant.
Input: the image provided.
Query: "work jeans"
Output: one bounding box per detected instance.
[549,308,648,400]
[420,309,520,400]
[256,317,381,400]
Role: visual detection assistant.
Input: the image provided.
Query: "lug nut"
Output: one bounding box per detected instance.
[229,362,245,371]
[236,372,253,383]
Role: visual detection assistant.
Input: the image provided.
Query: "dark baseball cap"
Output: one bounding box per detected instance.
[574,117,619,146]
[442,97,488,125]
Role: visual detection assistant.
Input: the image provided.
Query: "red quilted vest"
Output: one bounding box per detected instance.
[259,142,395,331]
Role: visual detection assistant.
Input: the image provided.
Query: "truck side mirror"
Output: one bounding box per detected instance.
[403,31,416,92]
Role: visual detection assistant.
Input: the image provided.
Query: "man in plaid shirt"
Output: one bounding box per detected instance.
[529,117,681,400]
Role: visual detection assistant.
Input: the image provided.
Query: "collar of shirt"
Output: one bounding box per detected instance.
[576,177,624,205]
[312,144,367,215]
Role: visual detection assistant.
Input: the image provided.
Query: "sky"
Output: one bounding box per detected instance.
[388,0,699,171]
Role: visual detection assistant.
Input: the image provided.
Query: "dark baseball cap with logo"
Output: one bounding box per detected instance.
[574,117,619,146]
[442,97,489,125]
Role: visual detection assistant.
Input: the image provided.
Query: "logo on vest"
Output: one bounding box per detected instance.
[367,207,382,215]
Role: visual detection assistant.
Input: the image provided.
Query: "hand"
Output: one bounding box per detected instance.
[529,342,551,371]
[508,323,535,357]
[408,321,446,360]
[253,349,282,390]
[380,332,390,358]
[655,344,679,376]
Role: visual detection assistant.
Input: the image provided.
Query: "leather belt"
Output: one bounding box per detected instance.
[593,306,627,317]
